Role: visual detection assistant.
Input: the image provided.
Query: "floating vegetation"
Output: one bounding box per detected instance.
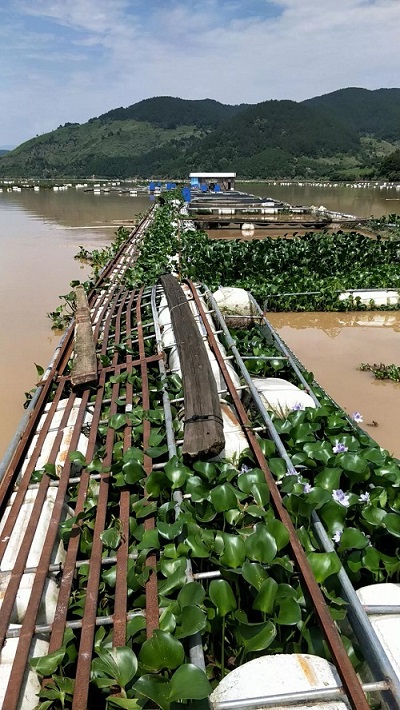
[359,362,400,382]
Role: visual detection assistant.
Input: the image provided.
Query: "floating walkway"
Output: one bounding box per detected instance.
[0,205,399,709]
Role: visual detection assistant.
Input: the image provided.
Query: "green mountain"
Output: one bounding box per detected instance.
[303,87,400,142]
[0,150,9,157]
[95,96,248,129]
[154,99,361,178]
[0,97,247,178]
[1,90,400,180]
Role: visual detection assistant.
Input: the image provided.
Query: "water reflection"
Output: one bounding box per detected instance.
[0,189,151,459]
[267,310,400,456]
[267,311,400,336]
[236,181,400,219]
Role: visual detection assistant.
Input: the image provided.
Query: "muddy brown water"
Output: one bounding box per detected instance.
[267,311,400,458]
[0,188,152,459]
[1,184,400,459]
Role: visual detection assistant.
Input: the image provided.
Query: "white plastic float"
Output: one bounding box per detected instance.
[212,402,248,464]
[213,286,258,328]
[338,289,399,306]
[252,377,316,418]
[0,487,73,624]
[356,583,400,681]
[209,654,348,709]
[17,397,93,482]
[0,626,49,709]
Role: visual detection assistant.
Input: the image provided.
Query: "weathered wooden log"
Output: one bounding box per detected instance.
[160,274,224,459]
[71,285,97,387]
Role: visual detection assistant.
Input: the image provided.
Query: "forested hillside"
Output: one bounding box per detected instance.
[303,87,400,142]
[1,89,400,179]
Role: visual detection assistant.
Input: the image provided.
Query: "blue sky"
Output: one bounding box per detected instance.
[1,0,400,146]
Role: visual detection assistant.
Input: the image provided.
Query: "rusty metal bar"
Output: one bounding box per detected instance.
[71,294,129,710]
[48,373,107,653]
[2,391,91,710]
[113,288,139,647]
[186,279,370,710]
[0,392,77,655]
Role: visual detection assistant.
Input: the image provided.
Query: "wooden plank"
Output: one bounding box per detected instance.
[161,274,224,459]
[71,285,98,387]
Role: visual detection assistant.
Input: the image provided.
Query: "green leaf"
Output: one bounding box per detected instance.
[109,414,127,430]
[137,528,160,550]
[237,619,276,653]
[319,500,347,533]
[100,527,121,550]
[145,471,169,498]
[169,664,212,702]
[126,615,147,640]
[107,700,142,709]
[134,674,170,710]
[193,460,217,482]
[145,445,169,459]
[361,505,387,526]
[266,519,290,551]
[253,577,278,613]
[139,630,184,672]
[68,450,86,466]
[158,561,187,596]
[339,527,369,550]
[164,456,191,487]
[157,518,185,540]
[35,362,45,377]
[384,512,400,537]
[340,452,369,476]
[210,483,237,512]
[178,581,205,608]
[307,551,341,583]
[175,605,207,638]
[209,579,237,617]
[315,467,342,491]
[185,475,209,502]
[303,441,333,464]
[122,460,145,485]
[237,468,265,494]
[275,597,302,625]
[217,532,246,569]
[93,646,137,688]
[244,525,277,564]
[257,437,276,457]
[241,560,267,591]
[159,608,176,633]
[30,648,65,676]
[268,457,288,478]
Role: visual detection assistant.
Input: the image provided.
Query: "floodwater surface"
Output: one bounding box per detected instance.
[0,188,151,458]
[267,311,400,458]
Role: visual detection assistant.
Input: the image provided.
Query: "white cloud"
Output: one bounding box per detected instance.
[1,0,400,145]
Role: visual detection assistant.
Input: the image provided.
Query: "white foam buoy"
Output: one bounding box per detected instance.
[252,377,316,417]
[210,654,348,709]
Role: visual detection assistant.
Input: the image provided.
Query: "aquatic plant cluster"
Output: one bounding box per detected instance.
[123,202,400,313]
[30,198,400,709]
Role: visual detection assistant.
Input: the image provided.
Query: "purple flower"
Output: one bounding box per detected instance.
[303,482,312,493]
[332,440,348,454]
[286,467,299,477]
[359,491,370,504]
[241,464,250,474]
[292,402,305,411]
[351,412,363,424]
[332,489,350,507]
[332,530,343,544]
